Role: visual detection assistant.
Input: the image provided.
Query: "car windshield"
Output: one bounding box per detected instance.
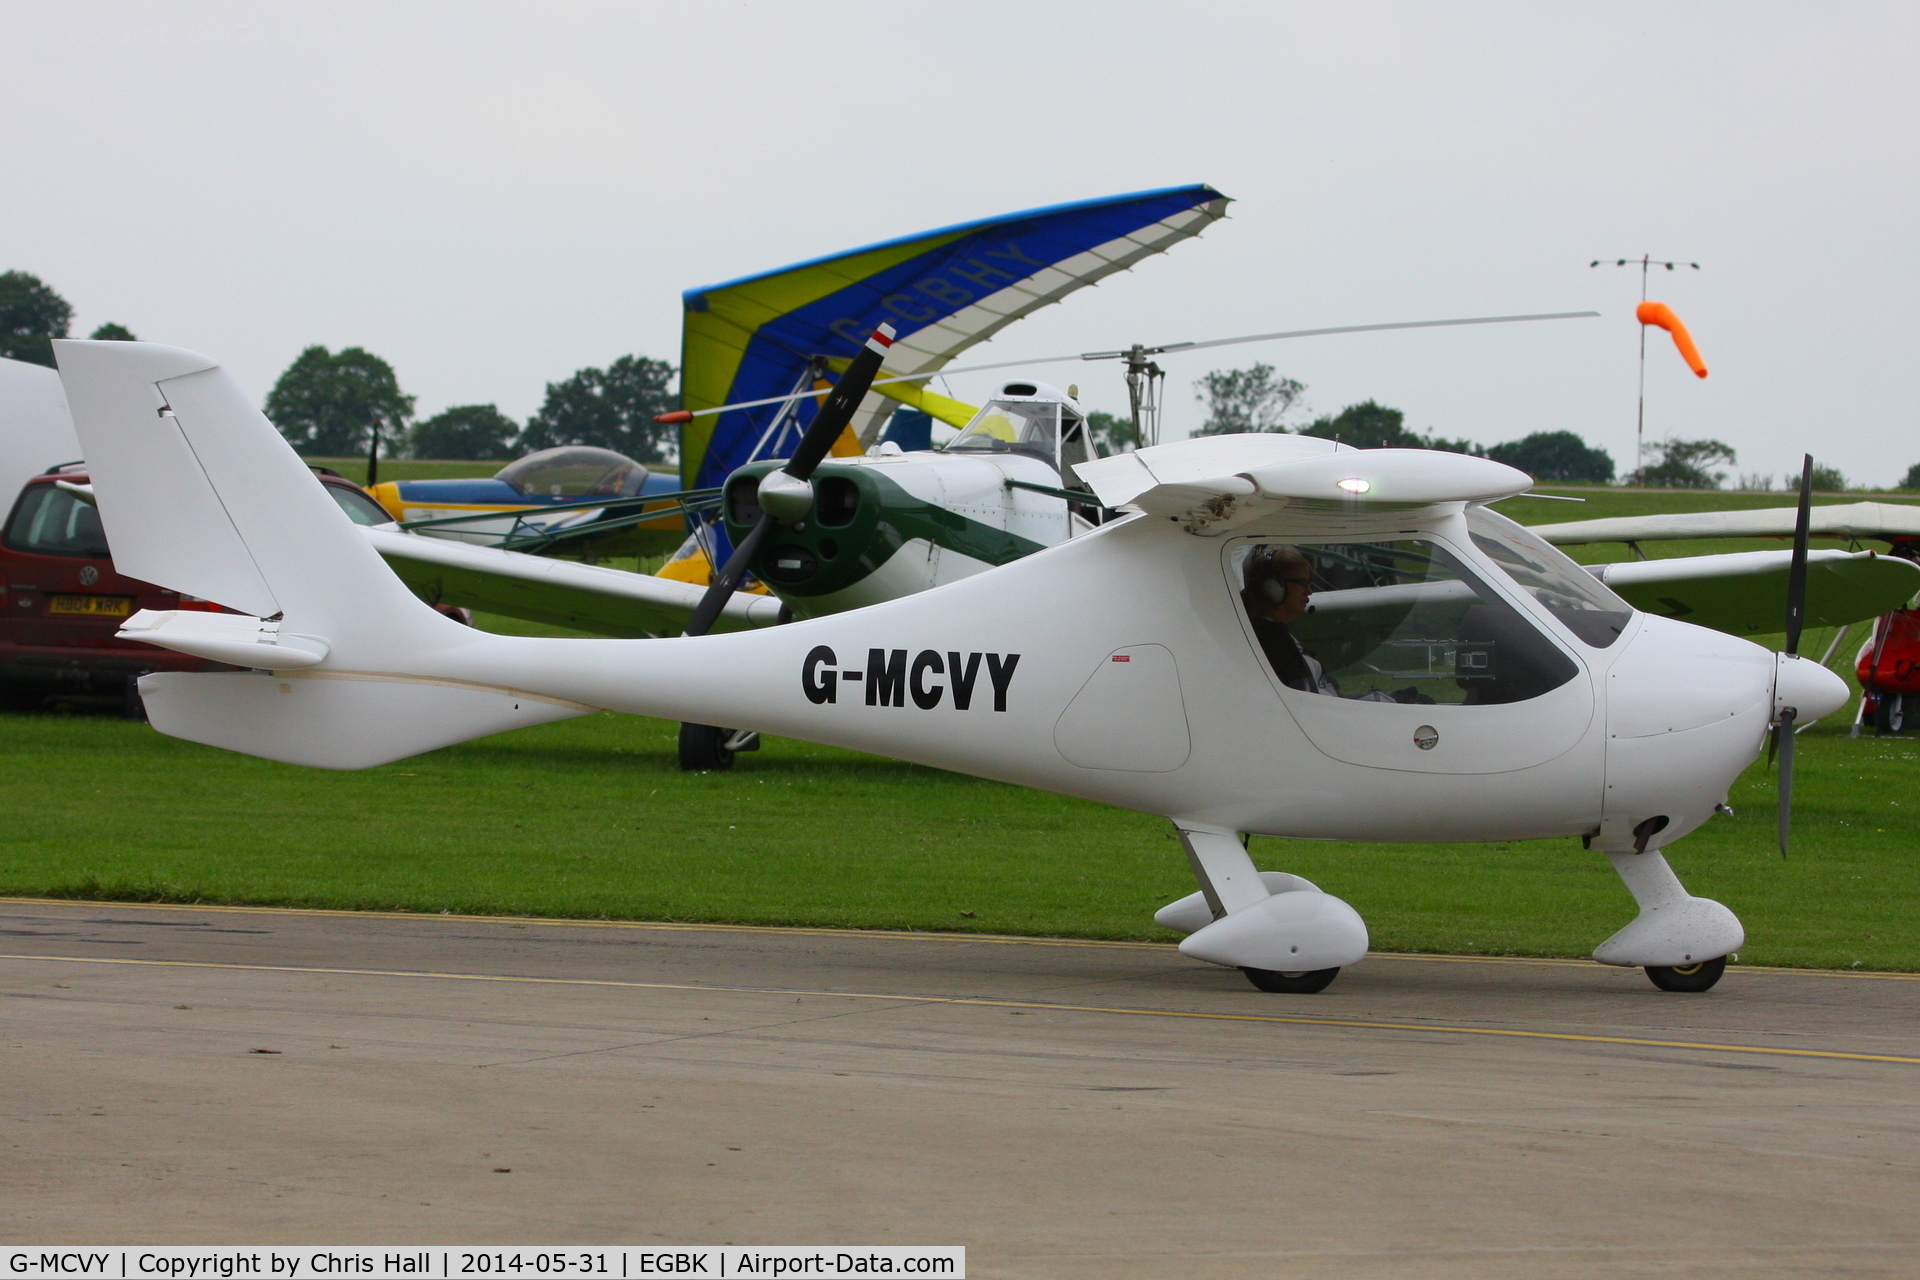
[4,485,109,558]
[1466,507,1632,648]
[946,401,1059,462]
[495,447,648,498]
[325,483,394,525]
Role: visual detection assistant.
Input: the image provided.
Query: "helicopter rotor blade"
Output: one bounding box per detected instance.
[1080,310,1599,362]
[659,311,1601,422]
[682,324,897,637]
[1777,454,1814,856]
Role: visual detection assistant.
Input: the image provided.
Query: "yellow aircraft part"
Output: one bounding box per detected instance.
[654,533,770,593]
[877,380,979,430]
[821,358,980,431]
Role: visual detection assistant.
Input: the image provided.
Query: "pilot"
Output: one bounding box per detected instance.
[1242,544,1340,695]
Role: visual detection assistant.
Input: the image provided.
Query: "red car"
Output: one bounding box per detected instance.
[0,462,396,713]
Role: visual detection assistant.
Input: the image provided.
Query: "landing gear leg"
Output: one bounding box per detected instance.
[1592,847,1743,991]
[1156,823,1369,995]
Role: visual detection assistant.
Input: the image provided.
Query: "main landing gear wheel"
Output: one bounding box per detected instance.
[678,722,736,772]
[1242,966,1340,994]
[1644,955,1727,992]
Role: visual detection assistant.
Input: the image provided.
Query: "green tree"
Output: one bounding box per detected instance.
[1808,462,1848,492]
[89,322,137,341]
[1086,410,1136,455]
[1192,364,1305,435]
[264,345,415,456]
[1632,438,1736,489]
[520,355,678,463]
[0,271,74,367]
[1900,462,1920,492]
[1485,431,1615,483]
[408,404,520,461]
[1301,400,1418,448]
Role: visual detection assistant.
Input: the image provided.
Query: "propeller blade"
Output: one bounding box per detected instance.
[664,311,1599,422]
[683,511,775,638]
[1785,453,1813,656]
[681,324,898,637]
[1777,706,1797,857]
[784,324,896,483]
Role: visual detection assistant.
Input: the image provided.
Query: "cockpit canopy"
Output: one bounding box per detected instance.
[494,447,649,499]
[945,381,1095,476]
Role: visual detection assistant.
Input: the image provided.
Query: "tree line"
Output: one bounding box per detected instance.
[0,271,676,464]
[261,344,677,464]
[1166,361,1876,491]
[4,269,1913,488]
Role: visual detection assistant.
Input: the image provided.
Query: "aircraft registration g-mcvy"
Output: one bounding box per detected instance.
[57,335,1850,997]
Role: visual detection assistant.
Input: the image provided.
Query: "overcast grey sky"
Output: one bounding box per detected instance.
[7,2,1914,484]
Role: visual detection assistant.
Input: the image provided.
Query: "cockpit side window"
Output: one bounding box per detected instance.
[1236,538,1578,706]
[1465,507,1632,648]
[946,400,1061,465]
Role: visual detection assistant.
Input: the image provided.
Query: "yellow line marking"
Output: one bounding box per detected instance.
[1,896,1915,979]
[6,952,1918,1067]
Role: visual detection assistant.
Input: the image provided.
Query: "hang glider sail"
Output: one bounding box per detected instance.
[678,184,1232,489]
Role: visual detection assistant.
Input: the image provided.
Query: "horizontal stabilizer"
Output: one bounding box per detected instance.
[137,670,593,770]
[119,609,329,669]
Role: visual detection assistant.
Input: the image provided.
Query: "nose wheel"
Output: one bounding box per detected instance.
[1644,956,1727,992]
[1242,966,1340,994]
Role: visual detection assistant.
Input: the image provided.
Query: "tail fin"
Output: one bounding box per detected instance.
[54,340,448,658]
[56,340,590,768]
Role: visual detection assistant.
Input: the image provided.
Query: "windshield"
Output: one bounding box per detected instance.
[4,485,109,558]
[325,483,394,525]
[946,401,1059,461]
[1466,507,1632,648]
[495,447,648,498]
[1236,538,1578,706]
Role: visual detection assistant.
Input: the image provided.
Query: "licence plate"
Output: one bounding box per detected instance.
[48,594,134,617]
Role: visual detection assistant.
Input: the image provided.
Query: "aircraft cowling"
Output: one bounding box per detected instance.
[1594,614,1776,852]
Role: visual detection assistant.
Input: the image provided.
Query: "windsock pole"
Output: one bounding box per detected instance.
[1591,254,1701,480]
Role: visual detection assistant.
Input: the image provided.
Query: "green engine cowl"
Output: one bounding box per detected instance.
[721,459,1041,599]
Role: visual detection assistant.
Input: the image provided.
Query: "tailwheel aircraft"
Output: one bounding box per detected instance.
[56,334,1852,996]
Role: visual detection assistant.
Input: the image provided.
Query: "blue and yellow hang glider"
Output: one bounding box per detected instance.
[678,184,1232,490]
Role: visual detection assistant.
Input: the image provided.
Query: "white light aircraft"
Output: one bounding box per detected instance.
[56,336,1851,995]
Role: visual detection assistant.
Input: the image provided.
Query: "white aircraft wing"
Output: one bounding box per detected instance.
[363,526,783,637]
[1535,500,1920,546]
[1588,548,1920,635]
[1075,434,1530,534]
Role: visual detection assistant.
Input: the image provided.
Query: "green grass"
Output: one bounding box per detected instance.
[0,701,1911,971]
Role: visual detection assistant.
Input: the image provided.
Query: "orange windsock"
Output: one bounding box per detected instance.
[1636,301,1708,378]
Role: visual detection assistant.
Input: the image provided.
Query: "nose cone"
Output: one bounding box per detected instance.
[1775,653,1850,725]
